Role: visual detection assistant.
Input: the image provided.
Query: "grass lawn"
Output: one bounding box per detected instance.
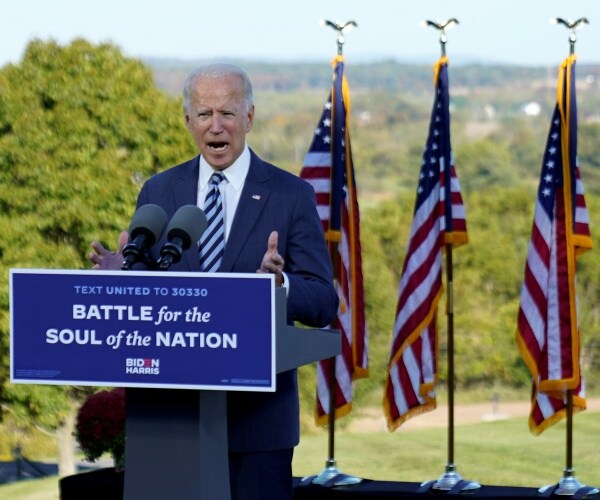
[0,475,59,500]
[293,410,600,488]
[2,410,598,499]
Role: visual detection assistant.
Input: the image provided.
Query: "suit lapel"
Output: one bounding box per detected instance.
[171,156,200,208]
[173,157,202,271]
[220,153,271,271]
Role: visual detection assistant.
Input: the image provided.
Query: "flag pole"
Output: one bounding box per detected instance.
[420,19,480,493]
[304,19,362,488]
[538,17,597,498]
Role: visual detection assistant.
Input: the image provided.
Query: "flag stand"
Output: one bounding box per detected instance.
[421,20,480,493]
[307,311,361,487]
[535,18,598,499]
[427,246,479,492]
[538,390,598,497]
[302,19,362,488]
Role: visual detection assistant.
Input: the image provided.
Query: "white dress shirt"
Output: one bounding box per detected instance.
[197,145,251,243]
[196,145,288,289]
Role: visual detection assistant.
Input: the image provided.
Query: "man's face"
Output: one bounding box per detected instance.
[185,74,254,171]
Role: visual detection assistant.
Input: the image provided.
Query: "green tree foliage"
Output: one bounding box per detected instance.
[0,39,195,456]
[455,139,520,191]
[353,200,407,402]
[451,187,534,386]
[578,122,600,194]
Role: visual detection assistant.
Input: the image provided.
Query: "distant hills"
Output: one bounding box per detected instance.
[144,57,600,96]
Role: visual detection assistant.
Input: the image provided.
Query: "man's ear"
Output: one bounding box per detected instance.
[246,105,255,132]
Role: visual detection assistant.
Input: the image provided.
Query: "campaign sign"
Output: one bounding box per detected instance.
[10,269,275,392]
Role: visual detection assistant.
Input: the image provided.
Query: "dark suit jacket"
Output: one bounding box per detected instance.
[135,150,338,452]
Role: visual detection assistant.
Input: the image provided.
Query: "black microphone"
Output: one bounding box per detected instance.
[121,204,168,270]
[157,205,208,270]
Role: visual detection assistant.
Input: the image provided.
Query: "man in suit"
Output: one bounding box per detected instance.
[90,63,338,499]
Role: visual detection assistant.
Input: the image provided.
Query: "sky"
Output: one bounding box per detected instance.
[2,0,599,67]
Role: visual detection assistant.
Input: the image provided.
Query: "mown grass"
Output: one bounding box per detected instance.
[2,410,599,499]
[293,410,600,488]
[0,475,59,500]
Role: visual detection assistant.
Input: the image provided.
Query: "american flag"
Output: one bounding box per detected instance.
[516,55,591,434]
[383,57,467,431]
[300,55,368,425]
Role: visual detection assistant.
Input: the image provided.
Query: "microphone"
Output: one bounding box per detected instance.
[121,204,168,270]
[157,205,208,270]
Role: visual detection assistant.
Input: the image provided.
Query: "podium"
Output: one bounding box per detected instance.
[124,288,340,500]
[9,270,340,500]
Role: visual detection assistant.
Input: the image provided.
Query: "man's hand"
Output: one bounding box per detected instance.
[89,231,129,270]
[258,231,284,287]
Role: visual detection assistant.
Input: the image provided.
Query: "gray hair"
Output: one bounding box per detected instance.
[183,63,254,113]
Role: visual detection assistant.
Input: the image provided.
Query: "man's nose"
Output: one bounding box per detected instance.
[209,115,223,133]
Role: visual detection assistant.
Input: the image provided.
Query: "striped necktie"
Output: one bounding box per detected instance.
[199,171,226,272]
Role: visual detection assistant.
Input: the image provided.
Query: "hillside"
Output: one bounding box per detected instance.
[145,58,600,201]
[146,57,600,94]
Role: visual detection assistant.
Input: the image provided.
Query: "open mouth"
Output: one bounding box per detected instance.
[208,142,229,152]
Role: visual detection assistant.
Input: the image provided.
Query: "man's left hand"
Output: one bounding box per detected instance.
[258,231,284,287]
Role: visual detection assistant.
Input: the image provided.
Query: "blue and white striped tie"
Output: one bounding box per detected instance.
[199,172,226,272]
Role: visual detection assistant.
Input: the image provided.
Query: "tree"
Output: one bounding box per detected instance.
[0,38,196,475]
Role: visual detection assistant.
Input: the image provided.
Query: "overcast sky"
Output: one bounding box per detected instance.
[2,0,598,67]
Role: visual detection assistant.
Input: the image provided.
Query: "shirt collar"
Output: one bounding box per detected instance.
[199,145,250,192]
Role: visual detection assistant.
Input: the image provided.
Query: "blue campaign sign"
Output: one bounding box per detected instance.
[10,269,276,391]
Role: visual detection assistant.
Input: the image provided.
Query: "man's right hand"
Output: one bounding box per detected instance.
[89,231,129,270]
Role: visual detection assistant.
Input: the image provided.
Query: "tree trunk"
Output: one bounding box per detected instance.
[56,408,77,477]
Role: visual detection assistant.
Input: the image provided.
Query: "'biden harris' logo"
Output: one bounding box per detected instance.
[125,358,160,375]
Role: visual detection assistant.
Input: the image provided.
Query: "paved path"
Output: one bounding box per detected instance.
[346,397,600,433]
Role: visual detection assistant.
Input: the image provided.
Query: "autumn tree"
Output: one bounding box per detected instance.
[0,38,195,475]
